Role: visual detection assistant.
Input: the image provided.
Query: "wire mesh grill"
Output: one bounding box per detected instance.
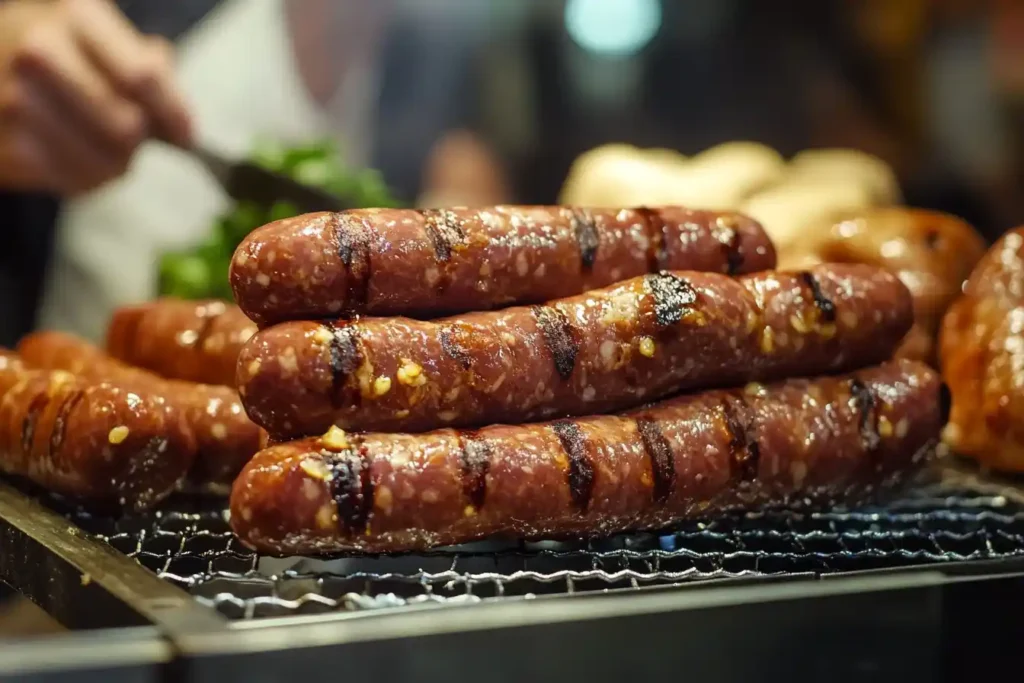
[47,477,1024,621]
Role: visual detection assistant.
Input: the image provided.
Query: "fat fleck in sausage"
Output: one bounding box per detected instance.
[0,350,196,508]
[230,206,777,326]
[106,299,257,387]
[19,332,261,487]
[230,359,943,555]
[238,263,913,438]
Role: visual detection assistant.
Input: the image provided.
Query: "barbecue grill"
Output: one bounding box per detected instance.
[1,460,1022,682]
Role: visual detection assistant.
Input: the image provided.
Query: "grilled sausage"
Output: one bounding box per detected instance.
[0,350,196,508]
[230,206,777,326]
[230,359,943,555]
[106,299,257,387]
[779,207,986,364]
[940,226,1024,471]
[238,263,913,438]
[18,332,261,487]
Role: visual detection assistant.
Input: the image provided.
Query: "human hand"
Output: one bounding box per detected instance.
[0,0,193,195]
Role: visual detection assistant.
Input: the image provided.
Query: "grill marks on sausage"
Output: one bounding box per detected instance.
[333,213,373,312]
[532,306,581,380]
[21,390,50,456]
[420,209,466,262]
[712,217,745,275]
[324,323,362,408]
[457,431,492,510]
[324,438,374,534]
[48,389,84,457]
[644,272,698,327]
[551,420,596,510]
[569,208,601,270]
[719,397,761,482]
[635,417,676,504]
[800,272,837,323]
[439,327,473,370]
[849,378,881,452]
[635,207,668,272]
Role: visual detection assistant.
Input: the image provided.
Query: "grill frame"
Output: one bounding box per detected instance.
[1,461,1024,682]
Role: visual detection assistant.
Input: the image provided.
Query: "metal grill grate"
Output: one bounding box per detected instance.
[47,480,1024,621]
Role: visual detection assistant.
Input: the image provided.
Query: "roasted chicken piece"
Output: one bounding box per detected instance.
[941,227,1024,471]
[780,207,986,365]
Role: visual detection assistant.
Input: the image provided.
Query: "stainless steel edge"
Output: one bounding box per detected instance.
[183,569,949,655]
[0,480,228,634]
[0,626,170,682]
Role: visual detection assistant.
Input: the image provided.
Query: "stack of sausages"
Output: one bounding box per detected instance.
[226,206,945,555]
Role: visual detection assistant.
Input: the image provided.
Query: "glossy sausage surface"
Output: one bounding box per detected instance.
[106,299,257,387]
[940,226,1024,471]
[780,207,986,364]
[238,263,914,437]
[230,206,777,326]
[19,332,261,487]
[0,351,196,508]
[231,359,943,555]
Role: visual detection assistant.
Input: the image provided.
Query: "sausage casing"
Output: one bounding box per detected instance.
[0,351,196,508]
[230,359,943,555]
[19,332,261,487]
[238,263,913,437]
[230,206,777,326]
[106,299,257,387]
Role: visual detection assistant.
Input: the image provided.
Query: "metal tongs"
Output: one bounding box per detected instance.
[186,144,349,214]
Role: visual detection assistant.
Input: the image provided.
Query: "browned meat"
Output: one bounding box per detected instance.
[106,299,257,387]
[0,350,196,508]
[779,207,987,364]
[229,206,777,326]
[230,359,943,555]
[940,226,1024,471]
[238,263,913,438]
[18,332,261,487]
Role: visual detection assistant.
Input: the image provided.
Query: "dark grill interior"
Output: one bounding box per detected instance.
[50,478,1024,620]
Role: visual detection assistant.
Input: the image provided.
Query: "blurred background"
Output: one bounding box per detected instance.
[393,0,1024,238]
[8,0,1024,343]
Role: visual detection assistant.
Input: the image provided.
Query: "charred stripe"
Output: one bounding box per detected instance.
[324,438,374,535]
[849,378,881,452]
[635,417,676,504]
[421,209,466,262]
[800,271,837,323]
[644,272,698,327]
[720,397,760,482]
[439,327,473,370]
[570,208,601,270]
[551,420,595,511]
[48,389,85,456]
[457,431,492,510]
[334,213,372,312]
[324,322,362,408]
[532,306,581,380]
[21,389,50,456]
[635,207,668,272]
[712,216,745,275]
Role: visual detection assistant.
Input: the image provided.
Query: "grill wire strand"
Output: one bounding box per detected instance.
[47,485,1024,620]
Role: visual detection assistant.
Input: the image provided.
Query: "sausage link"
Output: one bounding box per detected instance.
[19,332,261,487]
[230,359,942,554]
[230,206,777,326]
[106,299,257,387]
[0,349,196,508]
[238,263,913,438]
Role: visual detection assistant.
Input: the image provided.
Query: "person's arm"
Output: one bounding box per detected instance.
[0,0,192,196]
